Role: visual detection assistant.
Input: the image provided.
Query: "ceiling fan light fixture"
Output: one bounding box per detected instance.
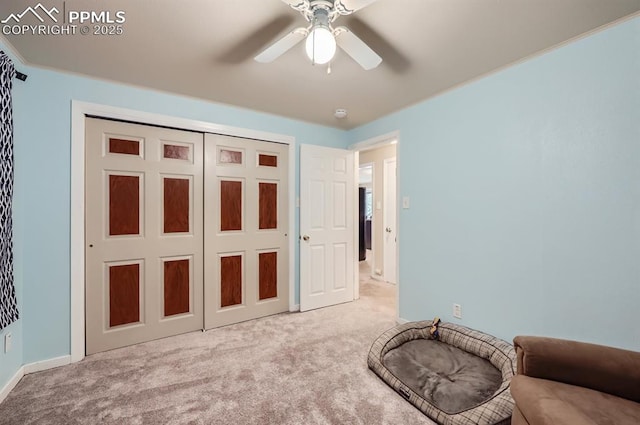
[305,25,336,65]
[255,0,382,71]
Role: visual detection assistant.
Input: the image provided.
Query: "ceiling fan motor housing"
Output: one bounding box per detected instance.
[306,1,339,23]
[310,1,336,11]
[312,8,331,28]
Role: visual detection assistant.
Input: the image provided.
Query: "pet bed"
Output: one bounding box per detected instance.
[368,320,516,425]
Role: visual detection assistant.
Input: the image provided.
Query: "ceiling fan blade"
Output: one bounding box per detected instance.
[334,27,382,70]
[343,16,410,74]
[335,0,379,14]
[217,15,295,64]
[254,28,308,63]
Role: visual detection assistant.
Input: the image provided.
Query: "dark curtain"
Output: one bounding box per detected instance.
[0,51,18,330]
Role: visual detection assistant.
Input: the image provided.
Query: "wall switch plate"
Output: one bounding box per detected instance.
[402,196,410,209]
[4,332,12,353]
[453,304,462,319]
[376,201,382,210]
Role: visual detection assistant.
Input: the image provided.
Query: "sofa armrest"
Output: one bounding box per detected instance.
[513,336,640,402]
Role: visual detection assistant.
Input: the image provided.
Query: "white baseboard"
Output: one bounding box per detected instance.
[0,365,24,405]
[396,317,409,325]
[0,355,72,404]
[23,355,71,374]
[289,304,300,312]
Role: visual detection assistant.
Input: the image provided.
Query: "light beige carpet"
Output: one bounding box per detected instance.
[0,275,434,425]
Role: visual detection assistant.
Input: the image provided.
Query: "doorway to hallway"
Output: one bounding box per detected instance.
[356,141,397,286]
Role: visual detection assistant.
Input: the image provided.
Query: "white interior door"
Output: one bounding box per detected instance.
[383,157,397,284]
[204,134,289,329]
[85,118,204,354]
[300,145,355,311]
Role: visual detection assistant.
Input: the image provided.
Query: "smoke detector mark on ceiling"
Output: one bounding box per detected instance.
[334,108,348,119]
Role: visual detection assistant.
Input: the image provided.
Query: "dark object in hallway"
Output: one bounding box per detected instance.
[365,219,372,249]
[359,187,366,261]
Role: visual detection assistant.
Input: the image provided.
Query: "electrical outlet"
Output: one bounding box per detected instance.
[453,304,462,319]
[4,332,12,353]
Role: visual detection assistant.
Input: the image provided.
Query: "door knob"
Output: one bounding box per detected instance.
[302,235,310,241]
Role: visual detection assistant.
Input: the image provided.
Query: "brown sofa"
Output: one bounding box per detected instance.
[510,336,640,425]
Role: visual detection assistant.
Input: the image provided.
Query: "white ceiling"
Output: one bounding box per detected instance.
[2,0,639,129]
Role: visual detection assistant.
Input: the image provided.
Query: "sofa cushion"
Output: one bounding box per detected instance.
[514,336,640,402]
[511,375,640,425]
[511,406,529,425]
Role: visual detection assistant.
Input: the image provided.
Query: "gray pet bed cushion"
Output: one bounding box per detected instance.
[368,321,516,425]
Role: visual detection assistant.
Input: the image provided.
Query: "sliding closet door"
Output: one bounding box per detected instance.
[204,134,289,329]
[85,118,204,354]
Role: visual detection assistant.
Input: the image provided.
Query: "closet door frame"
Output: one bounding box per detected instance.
[70,101,295,363]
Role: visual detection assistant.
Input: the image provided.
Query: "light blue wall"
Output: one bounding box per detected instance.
[0,38,349,383]
[349,17,640,350]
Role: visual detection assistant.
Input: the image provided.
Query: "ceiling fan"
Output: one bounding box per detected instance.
[255,0,382,70]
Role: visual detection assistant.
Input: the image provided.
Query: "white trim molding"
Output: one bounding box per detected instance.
[23,355,71,374]
[353,151,360,301]
[0,366,23,404]
[349,130,400,152]
[0,355,71,404]
[71,101,297,363]
[287,142,296,313]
